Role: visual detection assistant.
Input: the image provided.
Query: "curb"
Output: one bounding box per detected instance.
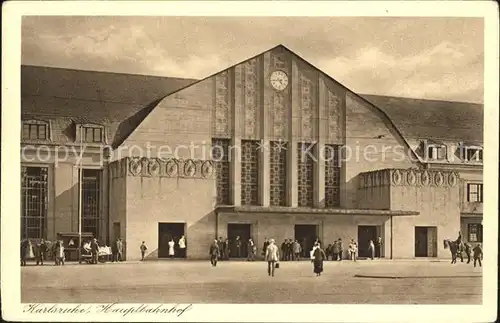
[354,274,482,279]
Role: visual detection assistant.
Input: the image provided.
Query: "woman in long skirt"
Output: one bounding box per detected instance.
[312,243,327,276]
[168,238,175,258]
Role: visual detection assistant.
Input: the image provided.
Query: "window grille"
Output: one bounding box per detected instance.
[21,166,48,239]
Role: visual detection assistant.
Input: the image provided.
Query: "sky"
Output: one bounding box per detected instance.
[22,16,484,103]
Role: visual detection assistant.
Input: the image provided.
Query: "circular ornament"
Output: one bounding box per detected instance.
[407,170,417,186]
[129,158,142,176]
[391,169,402,185]
[434,171,444,187]
[148,159,160,176]
[421,170,430,186]
[201,161,214,178]
[183,159,196,177]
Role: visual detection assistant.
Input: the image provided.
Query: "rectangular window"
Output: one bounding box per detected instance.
[241,140,259,205]
[465,147,483,162]
[82,126,103,143]
[22,123,48,140]
[269,141,287,206]
[81,169,101,238]
[427,145,446,160]
[212,138,230,205]
[325,144,341,207]
[21,166,48,239]
[467,183,483,203]
[468,223,483,242]
[297,142,314,207]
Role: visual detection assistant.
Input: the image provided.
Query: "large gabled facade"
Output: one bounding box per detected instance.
[21,45,483,260]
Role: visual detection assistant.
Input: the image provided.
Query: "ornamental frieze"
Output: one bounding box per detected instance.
[359,168,459,189]
[112,157,215,179]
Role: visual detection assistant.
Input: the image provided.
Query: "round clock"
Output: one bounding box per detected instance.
[270,70,289,91]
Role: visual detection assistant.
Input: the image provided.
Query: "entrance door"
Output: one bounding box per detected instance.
[415,226,437,257]
[294,224,318,257]
[357,226,378,258]
[158,223,186,258]
[227,223,251,258]
[113,222,121,241]
[415,226,428,257]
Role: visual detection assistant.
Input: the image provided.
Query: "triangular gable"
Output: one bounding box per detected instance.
[119,44,420,163]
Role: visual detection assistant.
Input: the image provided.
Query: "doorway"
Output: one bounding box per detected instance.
[415,226,437,257]
[357,225,378,258]
[112,222,121,242]
[227,223,252,258]
[294,224,319,257]
[158,222,186,258]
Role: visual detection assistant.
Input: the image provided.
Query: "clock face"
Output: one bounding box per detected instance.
[270,70,289,91]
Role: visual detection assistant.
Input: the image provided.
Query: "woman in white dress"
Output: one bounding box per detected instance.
[168,238,175,258]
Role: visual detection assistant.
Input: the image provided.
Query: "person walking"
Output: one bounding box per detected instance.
[90,238,99,264]
[140,241,148,261]
[473,243,483,268]
[21,239,29,266]
[265,239,280,277]
[111,238,119,262]
[262,238,270,259]
[375,237,383,259]
[168,238,175,258]
[179,235,187,258]
[368,240,375,260]
[224,238,230,260]
[116,238,124,262]
[209,239,220,267]
[338,239,344,261]
[36,239,47,266]
[247,238,255,261]
[349,239,357,261]
[293,239,302,261]
[312,243,327,276]
[55,240,65,266]
[235,236,242,258]
[217,237,224,260]
[332,240,339,261]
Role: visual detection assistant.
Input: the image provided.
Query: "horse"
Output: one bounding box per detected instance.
[443,239,465,264]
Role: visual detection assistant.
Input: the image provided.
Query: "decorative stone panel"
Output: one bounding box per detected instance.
[269,141,287,206]
[241,140,259,205]
[124,157,214,180]
[297,143,314,207]
[328,91,342,144]
[271,52,289,139]
[325,144,341,207]
[358,168,460,189]
[213,71,231,137]
[300,74,313,141]
[212,139,230,205]
[244,59,259,139]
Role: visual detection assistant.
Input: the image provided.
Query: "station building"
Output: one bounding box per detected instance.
[21,45,484,260]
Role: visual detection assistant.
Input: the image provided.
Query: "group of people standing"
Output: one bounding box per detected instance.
[20,238,66,266]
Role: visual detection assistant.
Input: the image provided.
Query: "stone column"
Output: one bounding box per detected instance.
[259,56,270,206]
[313,77,327,208]
[288,60,300,207]
[231,65,243,206]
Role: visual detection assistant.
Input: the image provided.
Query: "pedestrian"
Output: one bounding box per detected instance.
[209,239,220,267]
[224,238,230,260]
[332,240,339,261]
[20,239,29,266]
[375,237,383,258]
[111,238,118,262]
[36,239,47,266]
[293,239,302,261]
[235,236,242,258]
[473,243,483,268]
[368,240,375,260]
[310,243,319,263]
[168,238,175,258]
[55,240,65,266]
[287,238,293,261]
[179,235,187,258]
[140,241,148,261]
[265,239,280,277]
[281,239,287,261]
[262,237,270,258]
[349,239,357,261]
[90,238,99,264]
[464,243,472,264]
[312,243,327,276]
[247,238,254,261]
[338,238,344,261]
[117,238,124,262]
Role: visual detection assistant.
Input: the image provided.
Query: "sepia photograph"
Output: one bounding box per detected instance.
[2,1,499,322]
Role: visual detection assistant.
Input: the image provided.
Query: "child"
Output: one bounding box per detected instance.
[140,241,148,261]
[473,243,483,268]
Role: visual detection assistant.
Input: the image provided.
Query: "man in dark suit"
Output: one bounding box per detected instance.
[262,238,270,258]
[36,239,48,266]
[281,239,287,261]
[235,236,242,258]
[375,237,383,258]
[217,237,224,260]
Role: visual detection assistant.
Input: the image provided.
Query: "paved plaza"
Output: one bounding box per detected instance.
[21,259,482,304]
